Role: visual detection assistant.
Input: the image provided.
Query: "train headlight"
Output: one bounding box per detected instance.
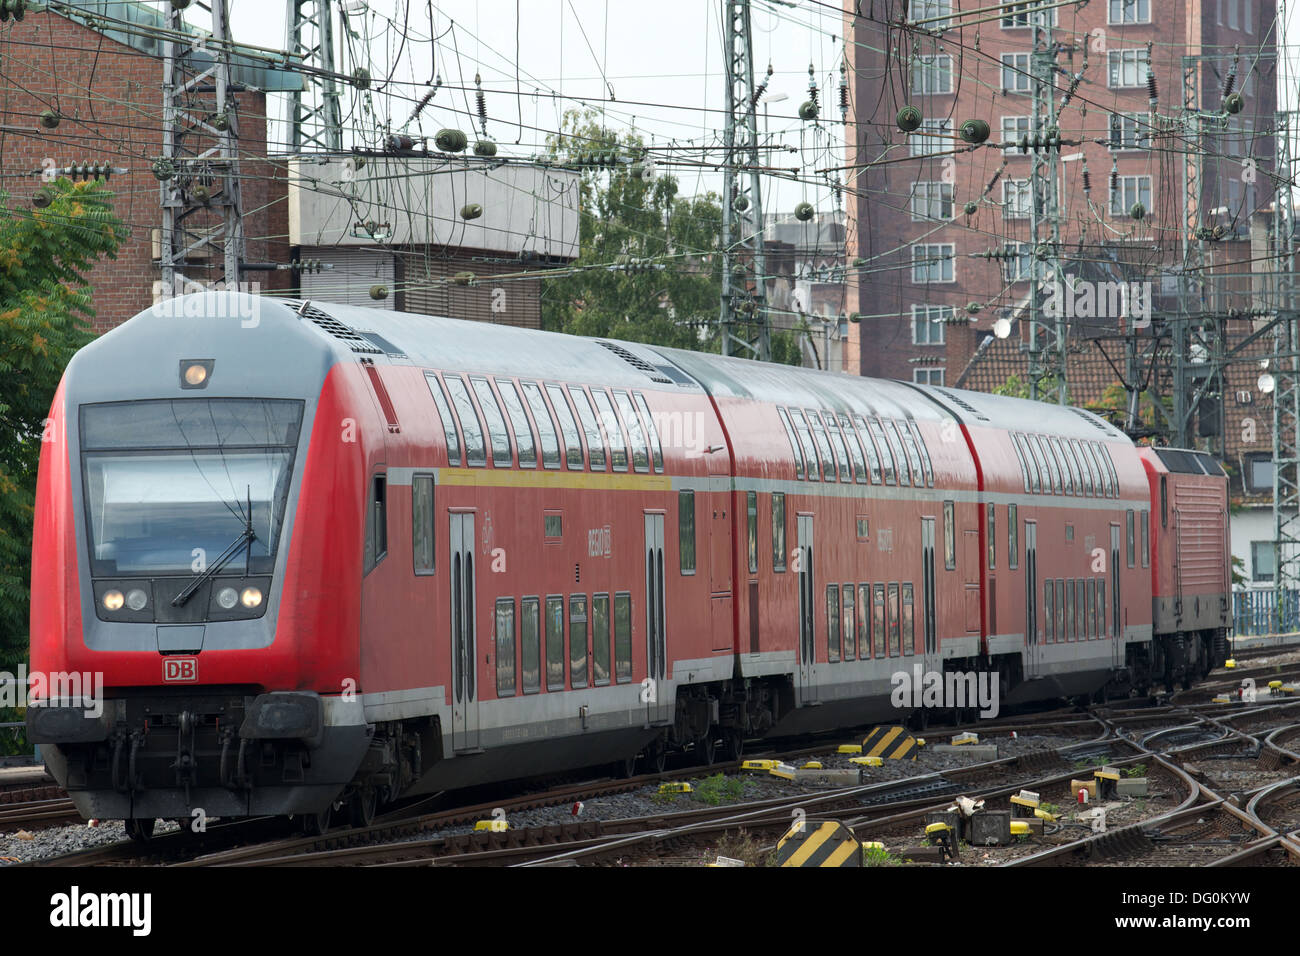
[102,589,124,611]
[179,359,214,389]
[125,588,148,611]
[240,587,263,609]
[216,587,239,610]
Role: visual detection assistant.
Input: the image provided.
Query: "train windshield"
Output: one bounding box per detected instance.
[79,399,304,576]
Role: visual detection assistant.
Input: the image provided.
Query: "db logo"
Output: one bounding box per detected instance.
[163,657,197,682]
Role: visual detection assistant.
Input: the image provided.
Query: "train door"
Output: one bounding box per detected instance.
[643,512,671,725]
[1025,520,1039,678]
[921,517,937,657]
[450,512,480,752]
[1110,523,1122,668]
[707,456,733,652]
[796,514,818,705]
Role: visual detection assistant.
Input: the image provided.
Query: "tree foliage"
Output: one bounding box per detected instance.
[541,109,799,366]
[0,180,126,670]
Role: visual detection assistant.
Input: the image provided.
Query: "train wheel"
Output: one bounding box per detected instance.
[723,730,744,762]
[696,733,717,767]
[647,740,668,774]
[349,788,378,828]
[125,817,155,844]
[301,806,331,837]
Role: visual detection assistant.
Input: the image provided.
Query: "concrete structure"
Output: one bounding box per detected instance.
[288,158,580,326]
[762,211,851,371]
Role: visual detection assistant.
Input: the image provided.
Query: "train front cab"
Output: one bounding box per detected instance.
[27,295,374,831]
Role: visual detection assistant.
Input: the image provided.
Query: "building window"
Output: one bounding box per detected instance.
[912,304,950,344]
[1108,112,1145,150]
[910,117,951,156]
[1109,0,1150,22]
[914,368,945,386]
[1252,541,1275,582]
[912,243,954,283]
[1003,242,1034,281]
[1002,178,1032,219]
[1002,2,1057,26]
[679,490,696,573]
[1110,175,1152,217]
[911,55,953,95]
[1108,49,1146,88]
[1001,53,1032,93]
[1001,115,1031,154]
[1245,454,1274,493]
[910,181,954,221]
[909,0,952,28]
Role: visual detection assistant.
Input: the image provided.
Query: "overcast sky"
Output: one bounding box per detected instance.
[205,0,1300,214]
[217,0,848,212]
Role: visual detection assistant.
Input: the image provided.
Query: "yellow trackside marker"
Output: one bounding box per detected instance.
[802,761,823,770]
[1212,696,1231,704]
[849,756,884,767]
[861,726,918,760]
[1009,821,1032,836]
[769,763,797,781]
[1225,659,1237,668]
[741,759,780,772]
[777,820,862,867]
[1269,680,1284,689]
[474,820,508,832]
[659,782,693,794]
[837,744,863,754]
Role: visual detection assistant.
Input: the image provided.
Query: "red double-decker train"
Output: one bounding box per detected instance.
[28,293,1229,836]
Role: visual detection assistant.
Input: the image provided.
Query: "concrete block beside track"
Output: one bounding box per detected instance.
[929,744,998,760]
[793,768,862,786]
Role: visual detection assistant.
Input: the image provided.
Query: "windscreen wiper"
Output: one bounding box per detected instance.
[172,489,257,607]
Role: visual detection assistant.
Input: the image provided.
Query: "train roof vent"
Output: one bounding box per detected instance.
[359,331,407,358]
[1196,452,1226,477]
[1068,407,1116,435]
[595,340,674,385]
[1155,447,1224,476]
[291,300,383,355]
[932,387,990,421]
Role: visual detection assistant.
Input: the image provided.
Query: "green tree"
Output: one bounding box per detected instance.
[542,110,798,364]
[0,179,126,672]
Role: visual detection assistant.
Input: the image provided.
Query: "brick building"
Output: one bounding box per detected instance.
[1,1,297,332]
[843,0,1279,389]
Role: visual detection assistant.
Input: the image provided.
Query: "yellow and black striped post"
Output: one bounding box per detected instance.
[861,726,918,760]
[776,820,862,867]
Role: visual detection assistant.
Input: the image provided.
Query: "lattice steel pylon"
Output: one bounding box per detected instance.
[718,0,770,361]
[287,0,342,152]
[1026,9,1067,403]
[1272,110,1300,620]
[159,0,244,289]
